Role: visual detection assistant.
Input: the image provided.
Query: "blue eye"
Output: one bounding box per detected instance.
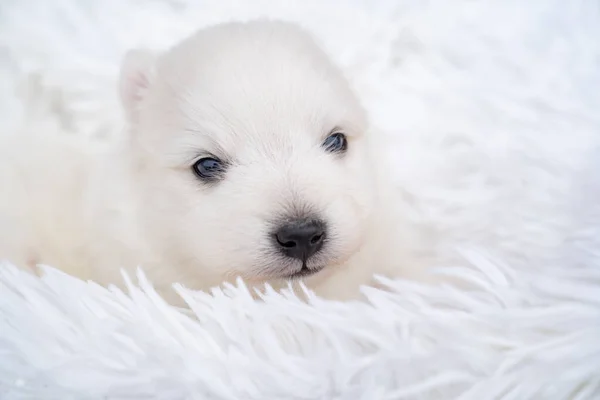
[192,157,225,181]
[322,132,348,154]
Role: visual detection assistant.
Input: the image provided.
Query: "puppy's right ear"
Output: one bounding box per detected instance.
[119,49,157,122]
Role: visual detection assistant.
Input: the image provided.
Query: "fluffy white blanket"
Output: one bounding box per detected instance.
[1,252,599,399]
[1,0,600,399]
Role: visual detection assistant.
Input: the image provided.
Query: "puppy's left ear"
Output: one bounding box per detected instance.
[119,49,157,122]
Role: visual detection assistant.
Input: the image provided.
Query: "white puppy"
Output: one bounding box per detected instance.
[0,20,423,303]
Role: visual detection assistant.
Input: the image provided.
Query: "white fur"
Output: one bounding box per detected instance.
[0,20,416,303]
[1,0,600,398]
[1,252,599,399]
[2,0,600,301]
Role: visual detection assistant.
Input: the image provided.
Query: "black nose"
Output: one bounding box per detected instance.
[274,219,326,261]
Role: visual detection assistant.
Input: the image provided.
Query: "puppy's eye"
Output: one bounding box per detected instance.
[322,132,348,154]
[192,157,225,181]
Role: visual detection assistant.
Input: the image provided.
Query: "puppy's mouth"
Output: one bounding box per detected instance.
[287,267,322,279]
[283,262,325,280]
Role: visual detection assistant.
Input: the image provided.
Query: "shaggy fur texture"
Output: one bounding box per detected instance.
[0,253,599,399]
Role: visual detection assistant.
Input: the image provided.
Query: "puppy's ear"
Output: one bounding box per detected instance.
[119,49,157,122]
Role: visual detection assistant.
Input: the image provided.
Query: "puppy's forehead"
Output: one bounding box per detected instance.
[153,21,365,156]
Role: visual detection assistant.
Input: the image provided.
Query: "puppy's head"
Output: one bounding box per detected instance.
[119,20,379,286]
